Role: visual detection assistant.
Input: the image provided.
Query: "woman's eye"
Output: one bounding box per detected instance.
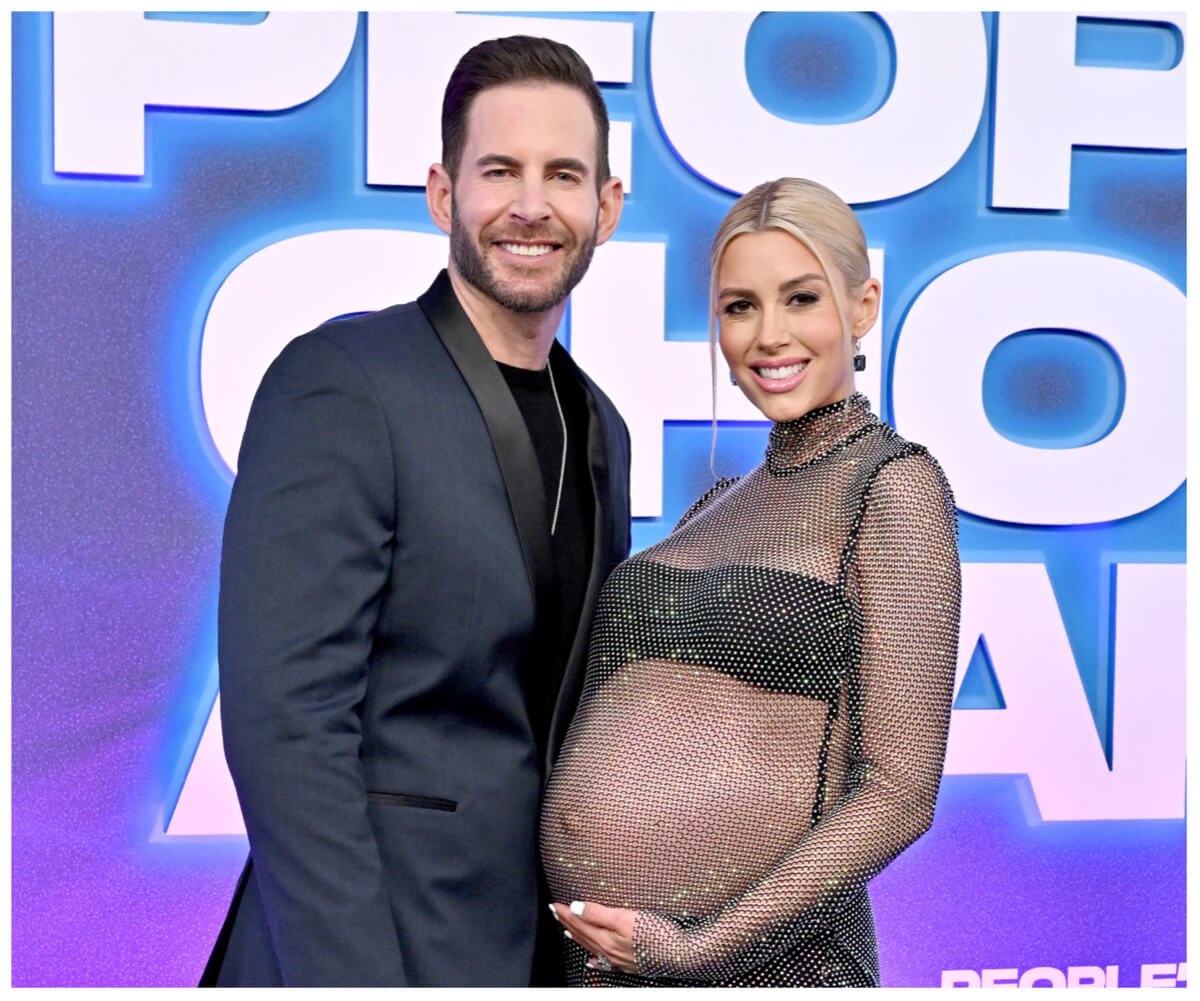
[722,299,752,315]
[788,290,818,306]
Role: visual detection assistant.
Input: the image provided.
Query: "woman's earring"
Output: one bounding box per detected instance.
[853,339,866,372]
[728,370,738,385]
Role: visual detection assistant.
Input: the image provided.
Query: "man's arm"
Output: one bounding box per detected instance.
[218,331,407,986]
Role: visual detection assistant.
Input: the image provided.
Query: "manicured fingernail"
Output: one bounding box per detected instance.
[563,929,574,941]
[570,901,585,916]
[548,904,560,922]
[585,960,596,970]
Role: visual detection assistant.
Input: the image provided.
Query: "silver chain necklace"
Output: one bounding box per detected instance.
[546,357,567,536]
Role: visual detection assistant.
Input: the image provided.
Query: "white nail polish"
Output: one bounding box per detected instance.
[569,901,585,916]
[563,929,573,941]
[547,904,559,922]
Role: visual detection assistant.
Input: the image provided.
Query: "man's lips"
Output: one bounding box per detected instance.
[747,358,810,393]
[495,240,560,258]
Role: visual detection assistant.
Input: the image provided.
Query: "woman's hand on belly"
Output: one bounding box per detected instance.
[550,900,637,975]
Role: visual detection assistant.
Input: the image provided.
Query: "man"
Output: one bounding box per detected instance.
[200,35,630,987]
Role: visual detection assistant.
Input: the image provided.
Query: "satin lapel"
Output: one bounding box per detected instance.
[417,271,554,624]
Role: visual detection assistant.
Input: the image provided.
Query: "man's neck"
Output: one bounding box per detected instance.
[446,266,564,371]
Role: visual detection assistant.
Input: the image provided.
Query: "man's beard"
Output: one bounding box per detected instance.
[450,202,598,314]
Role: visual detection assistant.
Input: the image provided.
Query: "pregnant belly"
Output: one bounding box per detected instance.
[540,660,830,918]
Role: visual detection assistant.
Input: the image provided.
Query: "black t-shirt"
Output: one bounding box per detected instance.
[496,357,594,751]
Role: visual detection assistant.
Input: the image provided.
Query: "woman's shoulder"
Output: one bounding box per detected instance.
[672,475,744,531]
[856,424,957,513]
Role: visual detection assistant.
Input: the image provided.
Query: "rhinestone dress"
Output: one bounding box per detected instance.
[540,394,961,986]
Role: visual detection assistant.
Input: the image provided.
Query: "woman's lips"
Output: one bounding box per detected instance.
[748,359,809,393]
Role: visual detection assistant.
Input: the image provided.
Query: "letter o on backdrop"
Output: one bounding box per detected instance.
[891,251,1184,525]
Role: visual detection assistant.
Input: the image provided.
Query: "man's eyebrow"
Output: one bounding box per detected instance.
[546,157,589,177]
[475,154,521,171]
[473,154,590,177]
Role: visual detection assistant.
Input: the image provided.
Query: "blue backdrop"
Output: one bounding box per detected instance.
[11,11,1186,988]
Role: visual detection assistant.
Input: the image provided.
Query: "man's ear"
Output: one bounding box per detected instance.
[594,175,625,247]
[426,163,454,237]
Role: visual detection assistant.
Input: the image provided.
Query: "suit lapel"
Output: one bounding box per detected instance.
[417,271,555,626]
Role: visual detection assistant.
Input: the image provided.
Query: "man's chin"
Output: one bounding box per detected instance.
[470,271,572,314]
[494,293,565,314]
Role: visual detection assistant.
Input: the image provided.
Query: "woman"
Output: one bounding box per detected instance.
[540,177,961,987]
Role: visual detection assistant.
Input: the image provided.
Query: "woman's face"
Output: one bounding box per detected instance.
[717,229,878,423]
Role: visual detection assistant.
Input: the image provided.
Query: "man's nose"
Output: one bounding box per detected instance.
[510,177,551,223]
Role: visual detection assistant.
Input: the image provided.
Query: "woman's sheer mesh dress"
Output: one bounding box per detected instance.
[540,394,961,986]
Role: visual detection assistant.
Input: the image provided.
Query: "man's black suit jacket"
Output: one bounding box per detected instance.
[200,271,631,986]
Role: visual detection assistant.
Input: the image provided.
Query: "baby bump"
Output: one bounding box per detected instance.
[540,660,830,919]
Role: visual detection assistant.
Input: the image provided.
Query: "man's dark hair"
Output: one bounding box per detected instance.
[441,35,610,187]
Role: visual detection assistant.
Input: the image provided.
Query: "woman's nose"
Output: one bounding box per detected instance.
[755,308,792,350]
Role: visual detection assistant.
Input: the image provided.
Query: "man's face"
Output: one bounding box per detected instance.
[438,82,621,314]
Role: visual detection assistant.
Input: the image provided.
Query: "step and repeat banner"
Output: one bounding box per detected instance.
[11,11,1186,988]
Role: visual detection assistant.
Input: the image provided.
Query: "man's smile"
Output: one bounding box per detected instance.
[496,241,558,257]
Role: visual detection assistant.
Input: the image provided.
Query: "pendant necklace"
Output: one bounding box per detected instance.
[546,358,567,535]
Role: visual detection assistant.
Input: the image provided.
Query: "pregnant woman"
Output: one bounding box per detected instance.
[541,177,962,987]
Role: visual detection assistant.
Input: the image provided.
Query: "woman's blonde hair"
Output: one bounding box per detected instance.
[707,178,870,467]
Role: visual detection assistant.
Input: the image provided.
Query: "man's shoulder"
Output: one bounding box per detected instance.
[255,297,444,403]
[308,299,430,352]
[272,299,438,373]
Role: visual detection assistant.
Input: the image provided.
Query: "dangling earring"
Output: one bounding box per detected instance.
[728,370,738,385]
[853,338,866,372]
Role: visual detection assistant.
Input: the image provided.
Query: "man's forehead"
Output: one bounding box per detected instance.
[464,82,595,140]
[456,81,601,177]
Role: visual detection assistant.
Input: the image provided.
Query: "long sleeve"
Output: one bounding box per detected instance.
[633,450,961,981]
[217,331,408,985]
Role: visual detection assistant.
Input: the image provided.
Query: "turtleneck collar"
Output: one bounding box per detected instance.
[766,392,878,473]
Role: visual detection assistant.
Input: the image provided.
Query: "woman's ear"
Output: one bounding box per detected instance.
[852,277,882,338]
